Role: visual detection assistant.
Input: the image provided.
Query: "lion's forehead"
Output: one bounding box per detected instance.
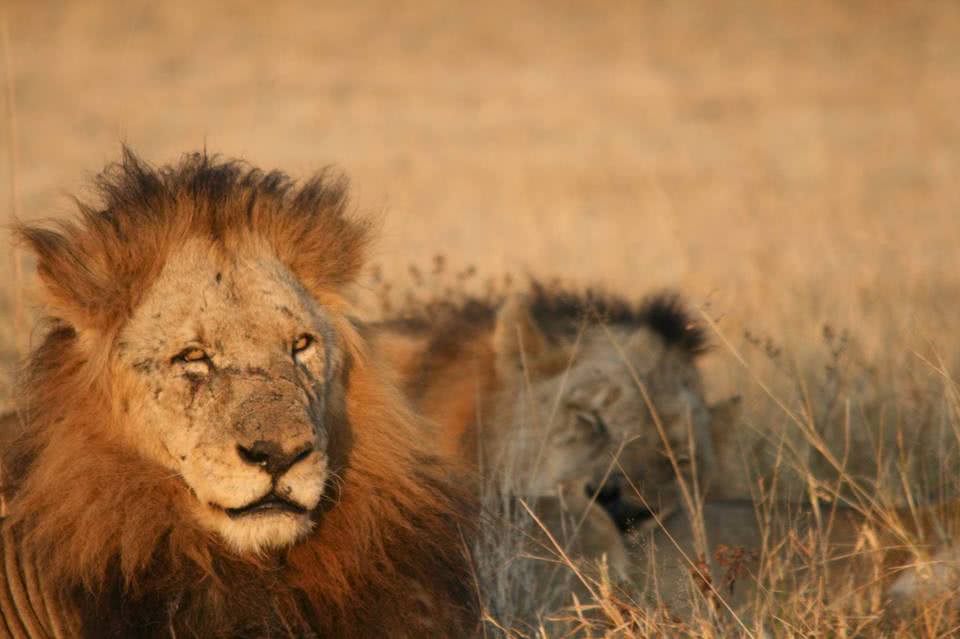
[531,357,665,417]
[544,350,705,437]
[121,240,327,360]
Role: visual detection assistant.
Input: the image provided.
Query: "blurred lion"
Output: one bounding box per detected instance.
[372,286,734,528]
[370,285,736,628]
[371,285,960,624]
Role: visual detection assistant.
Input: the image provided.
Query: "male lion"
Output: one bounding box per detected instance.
[370,286,737,629]
[373,286,735,526]
[0,151,478,638]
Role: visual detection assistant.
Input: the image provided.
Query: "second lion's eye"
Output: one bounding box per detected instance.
[571,408,609,438]
[575,411,599,428]
[292,333,315,357]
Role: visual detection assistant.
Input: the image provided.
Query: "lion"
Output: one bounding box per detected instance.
[370,288,960,626]
[371,287,737,525]
[0,150,478,638]
[369,286,739,629]
[475,296,953,618]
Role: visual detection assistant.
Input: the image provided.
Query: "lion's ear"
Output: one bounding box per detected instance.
[708,395,742,447]
[623,327,666,375]
[493,294,551,379]
[16,223,121,332]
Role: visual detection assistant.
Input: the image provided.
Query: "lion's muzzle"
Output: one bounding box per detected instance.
[236,438,316,478]
[230,388,327,481]
[178,373,335,551]
[585,473,655,532]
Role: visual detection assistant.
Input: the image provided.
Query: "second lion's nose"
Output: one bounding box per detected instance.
[237,439,314,477]
[585,479,622,506]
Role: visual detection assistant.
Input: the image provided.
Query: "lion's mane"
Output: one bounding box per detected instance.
[2,150,478,638]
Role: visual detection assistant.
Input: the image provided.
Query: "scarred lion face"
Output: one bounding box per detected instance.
[113,238,350,554]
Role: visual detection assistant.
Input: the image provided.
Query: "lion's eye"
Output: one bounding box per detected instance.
[172,347,210,365]
[292,333,315,357]
[574,410,609,437]
[575,411,598,428]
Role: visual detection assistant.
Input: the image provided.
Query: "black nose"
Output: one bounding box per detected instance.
[585,479,622,506]
[237,440,314,477]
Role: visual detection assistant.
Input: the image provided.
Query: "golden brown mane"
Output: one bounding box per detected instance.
[2,150,478,638]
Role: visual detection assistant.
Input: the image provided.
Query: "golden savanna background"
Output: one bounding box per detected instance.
[3,0,959,490]
[1,0,959,625]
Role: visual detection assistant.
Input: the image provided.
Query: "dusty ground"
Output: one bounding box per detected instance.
[2,1,959,493]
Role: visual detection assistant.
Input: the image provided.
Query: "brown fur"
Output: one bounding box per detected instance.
[0,410,21,497]
[373,307,499,462]
[1,150,479,638]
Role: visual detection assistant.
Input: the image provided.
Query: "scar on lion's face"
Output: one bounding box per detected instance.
[113,238,349,553]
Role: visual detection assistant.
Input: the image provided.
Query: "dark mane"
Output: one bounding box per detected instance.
[381,281,709,358]
[527,283,709,356]
[18,147,371,333]
[87,147,350,239]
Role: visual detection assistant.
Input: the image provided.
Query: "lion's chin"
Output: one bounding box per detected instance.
[211,509,315,555]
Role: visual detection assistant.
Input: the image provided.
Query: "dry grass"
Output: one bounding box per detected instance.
[379,264,960,637]
[1,0,959,636]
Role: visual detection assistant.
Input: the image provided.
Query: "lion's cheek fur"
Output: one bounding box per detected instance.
[107,361,197,469]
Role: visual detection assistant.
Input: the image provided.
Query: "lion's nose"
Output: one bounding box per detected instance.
[236,439,314,477]
[585,477,622,507]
